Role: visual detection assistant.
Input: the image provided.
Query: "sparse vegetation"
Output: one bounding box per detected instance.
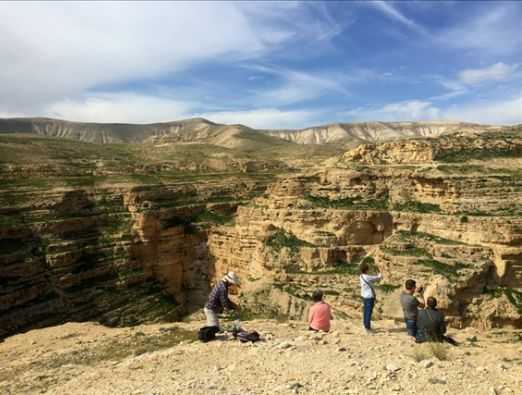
[392,200,441,213]
[304,193,389,210]
[375,283,401,293]
[381,245,430,257]
[436,146,522,163]
[265,229,315,255]
[43,327,195,369]
[484,287,522,314]
[398,230,465,245]
[415,258,468,279]
[412,342,449,362]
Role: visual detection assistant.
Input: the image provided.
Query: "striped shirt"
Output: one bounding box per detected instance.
[205,281,235,313]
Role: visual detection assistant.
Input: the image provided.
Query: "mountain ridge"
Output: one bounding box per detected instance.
[0,116,507,147]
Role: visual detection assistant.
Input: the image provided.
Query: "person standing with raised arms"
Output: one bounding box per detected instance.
[359,260,382,334]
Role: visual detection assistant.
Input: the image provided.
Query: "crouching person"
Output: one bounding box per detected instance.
[204,272,241,329]
[308,289,333,332]
[416,297,447,343]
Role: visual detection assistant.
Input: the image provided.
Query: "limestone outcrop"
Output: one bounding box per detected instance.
[207,129,522,329]
[1,126,521,338]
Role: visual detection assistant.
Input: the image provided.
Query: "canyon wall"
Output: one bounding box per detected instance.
[1,128,521,338]
[207,132,522,329]
[0,178,270,339]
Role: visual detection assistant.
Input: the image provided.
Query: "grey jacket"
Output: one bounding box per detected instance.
[416,308,446,342]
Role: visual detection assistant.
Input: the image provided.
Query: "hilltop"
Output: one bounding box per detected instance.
[1,318,521,395]
[0,117,505,147]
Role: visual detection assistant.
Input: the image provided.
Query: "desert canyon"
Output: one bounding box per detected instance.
[0,118,521,394]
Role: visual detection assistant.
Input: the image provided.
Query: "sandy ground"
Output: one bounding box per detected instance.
[1,318,521,395]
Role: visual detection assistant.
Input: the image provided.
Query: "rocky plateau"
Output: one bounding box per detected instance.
[1,119,521,346]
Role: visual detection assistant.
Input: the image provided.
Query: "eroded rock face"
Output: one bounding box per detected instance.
[1,127,521,337]
[206,131,522,329]
[0,178,271,339]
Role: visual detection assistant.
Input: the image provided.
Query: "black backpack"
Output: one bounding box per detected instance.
[236,330,260,343]
[198,326,220,342]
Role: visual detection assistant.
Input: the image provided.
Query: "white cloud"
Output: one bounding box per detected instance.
[45,93,192,124]
[458,62,519,85]
[444,95,522,125]
[0,1,312,113]
[367,1,429,35]
[437,4,522,54]
[197,108,323,129]
[345,95,522,125]
[33,91,322,129]
[246,65,350,106]
[345,100,440,122]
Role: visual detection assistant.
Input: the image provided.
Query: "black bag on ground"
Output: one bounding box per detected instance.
[198,326,220,342]
[237,330,260,343]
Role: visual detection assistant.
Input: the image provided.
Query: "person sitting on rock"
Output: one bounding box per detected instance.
[359,261,382,333]
[416,296,447,343]
[204,272,241,329]
[308,289,333,332]
[400,279,425,338]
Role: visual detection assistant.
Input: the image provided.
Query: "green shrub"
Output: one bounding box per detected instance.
[398,230,464,245]
[265,229,314,254]
[412,342,449,362]
[484,287,522,314]
[381,246,430,257]
[304,193,389,210]
[415,259,467,279]
[393,201,441,213]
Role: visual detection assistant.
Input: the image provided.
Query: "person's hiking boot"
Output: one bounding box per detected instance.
[364,328,374,335]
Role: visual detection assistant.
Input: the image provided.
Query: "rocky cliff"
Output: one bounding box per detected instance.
[207,128,522,329]
[262,121,502,145]
[1,126,521,339]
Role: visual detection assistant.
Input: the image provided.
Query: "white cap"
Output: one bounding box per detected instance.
[223,272,241,286]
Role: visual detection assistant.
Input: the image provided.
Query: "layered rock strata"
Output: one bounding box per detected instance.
[207,131,522,329]
[0,177,270,339]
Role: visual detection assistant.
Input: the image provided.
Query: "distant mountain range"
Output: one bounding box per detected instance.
[0,117,504,148]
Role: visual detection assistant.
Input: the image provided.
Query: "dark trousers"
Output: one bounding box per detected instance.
[405,319,417,337]
[362,298,375,330]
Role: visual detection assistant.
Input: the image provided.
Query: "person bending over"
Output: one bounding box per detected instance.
[308,289,333,332]
[204,272,241,329]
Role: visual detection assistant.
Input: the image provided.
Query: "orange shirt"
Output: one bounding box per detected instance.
[308,301,332,332]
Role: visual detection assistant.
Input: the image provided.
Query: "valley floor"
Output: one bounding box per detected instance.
[1,318,521,395]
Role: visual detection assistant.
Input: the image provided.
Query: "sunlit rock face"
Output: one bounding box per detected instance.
[1,124,521,338]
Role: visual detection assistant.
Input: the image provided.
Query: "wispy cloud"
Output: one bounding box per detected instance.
[345,99,440,122]
[45,92,193,124]
[458,62,519,86]
[196,108,323,129]
[443,95,522,125]
[31,91,325,129]
[0,2,318,114]
[344,95,522,125]
[305,2,348,41]
[429,62,520,101]
[437,3,522,54]
[367,1,429,36]
[244,65,350,106]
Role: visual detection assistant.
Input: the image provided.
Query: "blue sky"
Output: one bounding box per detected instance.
[1,1,521,128]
